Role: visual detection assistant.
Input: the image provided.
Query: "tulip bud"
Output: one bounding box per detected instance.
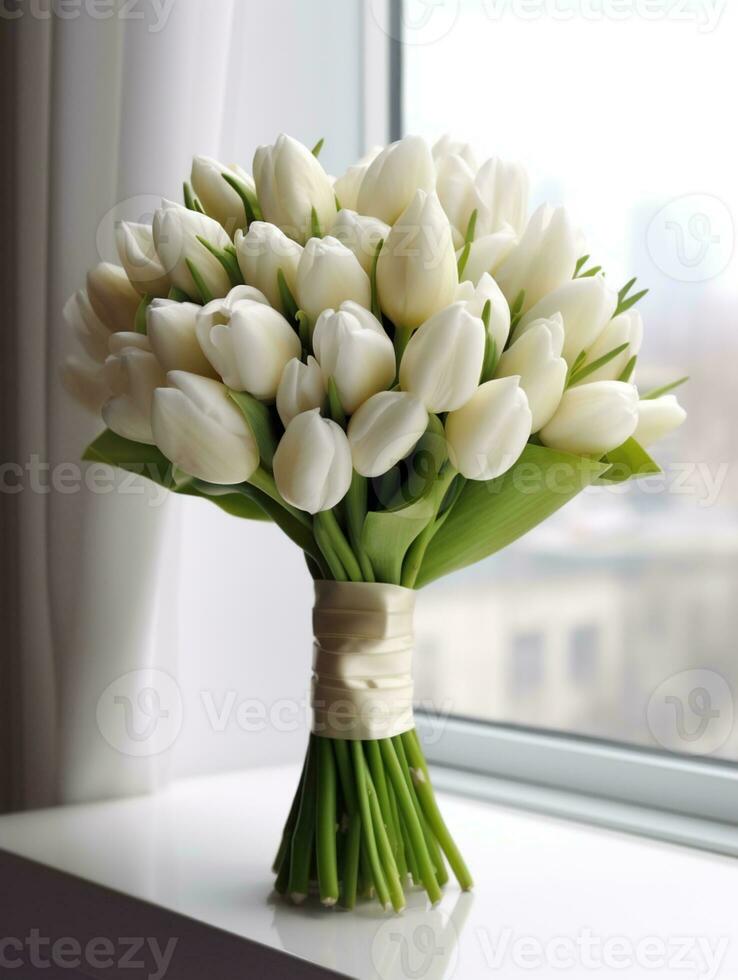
[146,299,217,376]
[357,135,436,224]
[518,275,617,366]
[295,236,371,323]
[539,380,638,456]
[458,230,518,285]
[445,377,532,480]
[432,134,478,173]
[495,314,567,431]
[634,394,686,448]
[330,209,390,273]
[273,409,352,513]
[276,356,326,427]
[333,146,382,212]
[115,221,170,297]
[191,155,254,232]
[376,190,458,330]
[312,302,395,414]
[234,221,302,314]
[399,302,485,412]
[435,153,478,240]
[152,199,232,301]
[348,390,428,478]
[495,204,584,312]
[572,309,643,384]
[152,372,259,484]
[63,290,111,363]
[86,262,141,334]
[102,338,166,444]
[253,134,336,244]
[197,298,300,399]
[456,272,511,352]
[61,356,109,413]
[474,157,529,237]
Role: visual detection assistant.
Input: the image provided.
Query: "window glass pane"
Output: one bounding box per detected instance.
[404,0,738,760]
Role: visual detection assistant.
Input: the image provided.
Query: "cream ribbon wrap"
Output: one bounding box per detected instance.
[311,580,416,740]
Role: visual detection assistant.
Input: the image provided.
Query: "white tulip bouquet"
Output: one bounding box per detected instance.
[64,133,686,912]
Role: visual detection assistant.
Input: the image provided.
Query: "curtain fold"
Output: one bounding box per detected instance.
[7,0,367,812]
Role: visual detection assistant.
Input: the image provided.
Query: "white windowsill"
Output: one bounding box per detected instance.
[0,764,736,979]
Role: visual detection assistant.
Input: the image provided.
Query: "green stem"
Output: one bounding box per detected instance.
[393,325,413,373]
[393,735,448,886]
[402,730,473,890]
[342,813,361,909]
[248,466,312,529]
[401,466,458,588]
[288,736,318,902]
[351,741,391,909]
[379,738,442,904]
[316,737,339,905]
[313,518,348,581]
[364,759,406,912]
[315,510,362,583]
[345,473,375,582]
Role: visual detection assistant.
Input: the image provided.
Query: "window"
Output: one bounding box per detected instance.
[399,0,738,771]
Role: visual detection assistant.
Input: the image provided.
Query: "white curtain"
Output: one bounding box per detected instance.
[10,0,374,811]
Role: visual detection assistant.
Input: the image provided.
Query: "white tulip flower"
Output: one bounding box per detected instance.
[456,272,511,352]
[437,154,528,241]
[153,199,232,301]
[573,309,643,384]
[152,371,259,484]
[197,298,300,399]
[63,290,111,363]
[234,221,302,313]
[330,209,390,273]
[146,299,217,376]
[295,236,371,323]
[458,229,518,285]
[276,356,326,427]
[86,262,141,334]
[539,380,638,456]
[313,302,395,414]
[495,204,584,312]
[518,275,618,366]
[357,135,436,225]
[333,146,382,212]
[445,377,532,481]
[399,302,485,412]
[348,390,428,478]
[191,155,254,232]
[102,338,166,444]
[115,221,170,297]
[432,134,478,173]
[634,394,686,448]
[61,355,109,413]
[273,409,352,513]
[253,134,336,244]
[495,314,567,431]
[376,190,458,330]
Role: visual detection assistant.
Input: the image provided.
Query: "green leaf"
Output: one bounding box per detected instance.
[296,309,312,353]
[642,375,688,400]
[377,414,447,511]
[185,259,213,304]
[370,238,384,320]
[456,208,478,279]
[277,268,299,322]
[327,377,346,428]
[221,171,262,223]
[578,265,602,278]
[311,137,325,157]
[227,390,280,468]
[479,302,498,383]
[183,181,204,213]
[82,429,270,522]
[310,206,322,239]
[596,438,661,484]
[568,342,629,386]
[618,355,637,383]
[362,495,435,585]
[134,294,151,335]
[196,235,243,287]
[573,254,590,277]
[614,288,648,317]
[416,444,609,587]
[565,349,587,385]
[167,286,192,303]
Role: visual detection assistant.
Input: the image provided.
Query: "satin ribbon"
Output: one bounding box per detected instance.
[311,580,416,740]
